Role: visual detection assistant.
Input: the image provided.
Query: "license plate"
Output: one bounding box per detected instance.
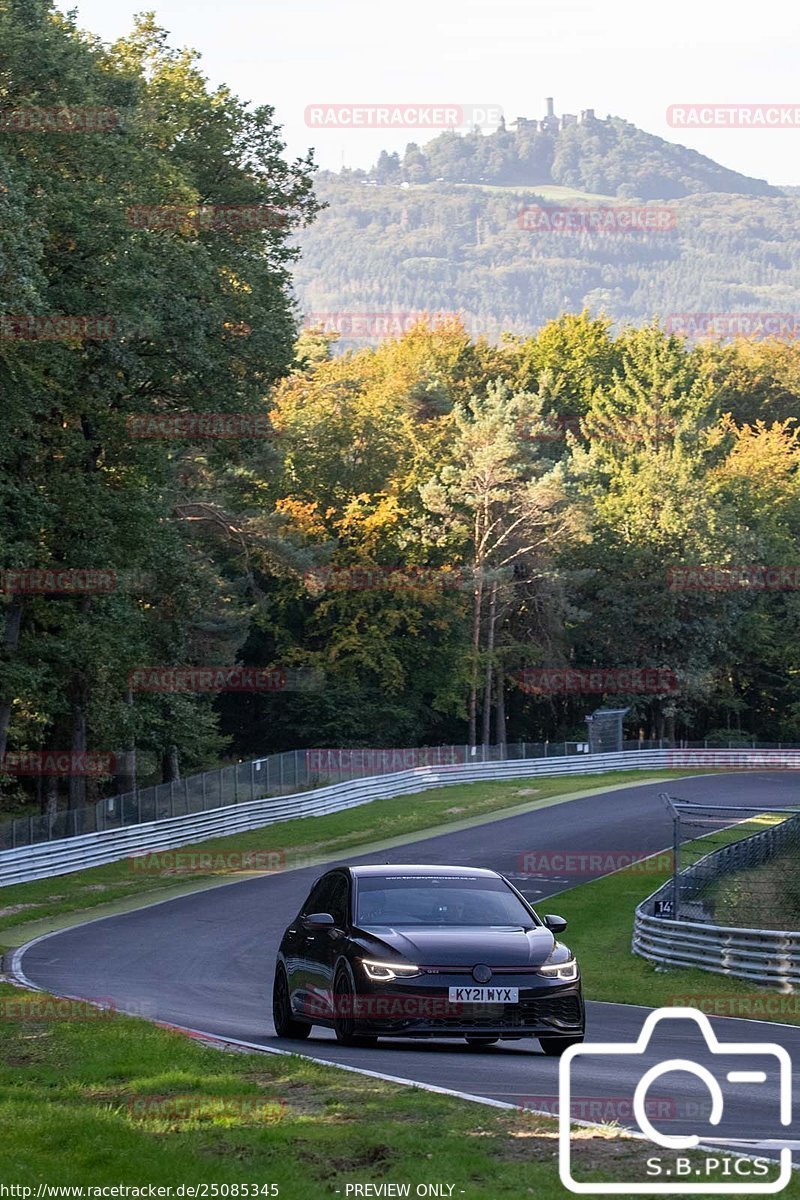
[448,986,518,1003]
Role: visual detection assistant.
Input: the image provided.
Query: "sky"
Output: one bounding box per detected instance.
[56,0,800,186]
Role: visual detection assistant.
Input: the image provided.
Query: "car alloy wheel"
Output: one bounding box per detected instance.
[272,966,311,1039]
[333,968,377,1047]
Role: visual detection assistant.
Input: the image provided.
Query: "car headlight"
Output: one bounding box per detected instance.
[537,957,579,981]
[360,958,421,981]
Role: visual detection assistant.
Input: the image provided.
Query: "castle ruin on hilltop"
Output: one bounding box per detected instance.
[506,97,600,134]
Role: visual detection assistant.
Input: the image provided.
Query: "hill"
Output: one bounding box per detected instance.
[293,104,798,346]
[356,102,779,200]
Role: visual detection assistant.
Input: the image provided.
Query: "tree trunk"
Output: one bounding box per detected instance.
[468,552,484,747]
[496,664,507,751]
[68,672,89,810]
[162,744,181,782]
[45,775,59,837]
[665,707,676,744]
[114,689,137,796]
[0,595,24,763]
[481,581,497,747]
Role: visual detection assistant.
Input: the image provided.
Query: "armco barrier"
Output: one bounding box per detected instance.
[633,909,800,990]
[1,748,798,887]
[633,803,800,990]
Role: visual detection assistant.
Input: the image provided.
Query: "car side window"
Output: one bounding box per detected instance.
[300,877,331,917]
[326,875,350,928]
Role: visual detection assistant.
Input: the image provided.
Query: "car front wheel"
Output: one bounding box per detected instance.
[272,965,311,1039]
[333,968,378,1047]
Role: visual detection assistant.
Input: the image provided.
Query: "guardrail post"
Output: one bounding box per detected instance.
[672,814,681,918]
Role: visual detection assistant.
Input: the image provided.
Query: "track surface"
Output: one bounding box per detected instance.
[16,772,800,1156]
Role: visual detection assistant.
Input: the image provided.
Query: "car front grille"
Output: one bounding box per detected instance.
[366,992,582,1031]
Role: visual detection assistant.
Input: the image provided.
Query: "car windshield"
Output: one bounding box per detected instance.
[355,873,536,927]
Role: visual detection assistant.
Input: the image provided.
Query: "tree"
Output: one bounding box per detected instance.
[420,381,576,744]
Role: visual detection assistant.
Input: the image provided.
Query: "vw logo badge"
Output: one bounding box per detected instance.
[472,963,492,983]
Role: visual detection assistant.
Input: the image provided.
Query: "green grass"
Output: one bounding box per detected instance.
[0,982,791,1195]
[705,848,800,931]
[2,777,796,1190]
[554,816,800,1022]
[419,180,619,202]
[0,770,694,942]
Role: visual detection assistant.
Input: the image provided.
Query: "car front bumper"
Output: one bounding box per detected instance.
[347,976,585,1038]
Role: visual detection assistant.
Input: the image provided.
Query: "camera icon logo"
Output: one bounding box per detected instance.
[558,1007,792,1194]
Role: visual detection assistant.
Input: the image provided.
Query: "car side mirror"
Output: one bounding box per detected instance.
[304,911,336,929]
[544,914,567,933]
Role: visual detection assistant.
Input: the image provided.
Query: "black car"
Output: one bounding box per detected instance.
[272,863,585,1054]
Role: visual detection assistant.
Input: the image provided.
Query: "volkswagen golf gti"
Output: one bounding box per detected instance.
[272,863,584,1053]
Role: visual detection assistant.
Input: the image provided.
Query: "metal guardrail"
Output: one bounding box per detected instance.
[2,746,799,888]
[633,912,800,989]
[0,742,561,850]
[633,802,800,990]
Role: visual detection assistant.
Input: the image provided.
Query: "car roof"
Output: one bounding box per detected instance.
[348,864,502,878]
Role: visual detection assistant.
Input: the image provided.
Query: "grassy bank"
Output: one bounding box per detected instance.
[0,982,789,1196]
[706,849,800,930]
[0,770,691,943]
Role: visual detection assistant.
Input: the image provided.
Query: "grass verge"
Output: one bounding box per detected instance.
[0,982,791,1196]
[0,770,693,944]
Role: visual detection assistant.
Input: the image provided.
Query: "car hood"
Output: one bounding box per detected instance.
[354,924,556,966]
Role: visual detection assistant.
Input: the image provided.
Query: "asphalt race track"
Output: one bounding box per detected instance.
[14,771,800,1159]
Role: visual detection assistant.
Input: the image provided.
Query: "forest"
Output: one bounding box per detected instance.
[1,2,799,824]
